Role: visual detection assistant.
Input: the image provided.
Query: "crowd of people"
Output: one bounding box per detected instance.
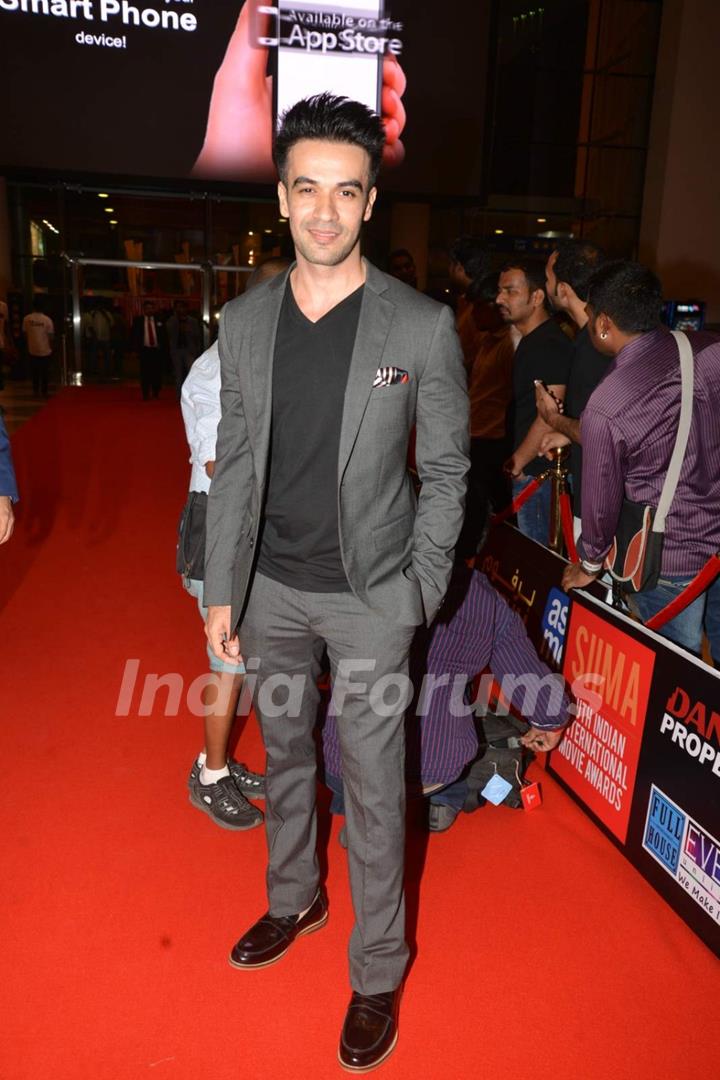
[0,295,206,403]
[447,239,719,664]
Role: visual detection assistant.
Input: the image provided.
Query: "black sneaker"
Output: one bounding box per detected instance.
[188,758,202,789]
[189,774,263,831]
[428,803,460,833]
[187,758,265,799]
[228,760,266,800]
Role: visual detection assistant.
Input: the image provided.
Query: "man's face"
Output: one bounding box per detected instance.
[496,268,538,325]
[545,250,561,311]
[278,139,376,269]
[389,253,417,287]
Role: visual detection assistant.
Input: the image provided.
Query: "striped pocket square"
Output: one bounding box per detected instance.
[373,366,409,388]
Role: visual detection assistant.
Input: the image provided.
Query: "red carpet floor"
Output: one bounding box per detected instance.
[1,386,718,1080]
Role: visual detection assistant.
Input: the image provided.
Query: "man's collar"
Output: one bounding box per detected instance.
[614,327,666,364]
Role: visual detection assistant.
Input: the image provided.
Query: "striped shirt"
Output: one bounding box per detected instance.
[580,328,720,576]
[322,568,569,787]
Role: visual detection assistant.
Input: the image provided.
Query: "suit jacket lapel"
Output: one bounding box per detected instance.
[248,268,290,490]
[338,263,395,479]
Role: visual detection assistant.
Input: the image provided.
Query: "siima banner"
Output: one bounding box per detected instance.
[1,0,489,191]
[480,524,719,955]
[552,597,655,844]
[548,592,720,955]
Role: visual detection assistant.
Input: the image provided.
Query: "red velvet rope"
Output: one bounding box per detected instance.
[491,475,544,526]
[559,491,578,563]
[645,554,720,631]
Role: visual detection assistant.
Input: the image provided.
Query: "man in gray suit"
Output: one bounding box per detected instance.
[204,94,469,1073]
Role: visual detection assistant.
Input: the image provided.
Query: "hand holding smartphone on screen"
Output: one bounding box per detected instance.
[193,0,406,181]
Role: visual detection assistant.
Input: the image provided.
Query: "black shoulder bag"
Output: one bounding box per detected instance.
[176,491,208,583]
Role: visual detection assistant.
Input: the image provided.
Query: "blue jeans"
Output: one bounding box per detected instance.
[705,576,720,663]
[428,777,468,811]
[627,574,717,657]
[513,475,552,547]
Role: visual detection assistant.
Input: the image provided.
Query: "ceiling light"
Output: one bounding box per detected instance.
[248,231,254,236]
[104,207,114,213]
[494,229,504,235]
[537,217,547,224]
[109,219,118,225]
[98,193,109,198]
[264,229,272,234]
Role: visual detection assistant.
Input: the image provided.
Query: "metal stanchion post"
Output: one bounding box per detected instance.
[548,446,570,554]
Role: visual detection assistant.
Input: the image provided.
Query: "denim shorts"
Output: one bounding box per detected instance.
[183,577,246,675]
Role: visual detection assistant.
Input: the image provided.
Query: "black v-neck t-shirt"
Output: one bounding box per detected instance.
[512,317,574,477]
[256,282,364,592]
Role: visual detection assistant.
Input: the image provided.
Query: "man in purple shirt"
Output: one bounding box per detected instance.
[323,564,570,832]
[562,261,720,663]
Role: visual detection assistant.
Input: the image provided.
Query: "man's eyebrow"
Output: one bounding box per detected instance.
[291,176,365,191]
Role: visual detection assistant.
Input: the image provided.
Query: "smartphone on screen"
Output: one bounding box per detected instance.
[267,1,385,122]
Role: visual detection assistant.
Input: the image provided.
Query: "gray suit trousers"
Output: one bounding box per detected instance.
[240,572,416,994]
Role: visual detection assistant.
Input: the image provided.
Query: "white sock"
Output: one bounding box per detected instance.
[200,764,230,785]
[197,751,207,767]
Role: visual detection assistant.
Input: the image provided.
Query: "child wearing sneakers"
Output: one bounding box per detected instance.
[180,340,265,830]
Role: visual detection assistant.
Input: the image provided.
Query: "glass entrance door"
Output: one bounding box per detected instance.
[66,258,259,388]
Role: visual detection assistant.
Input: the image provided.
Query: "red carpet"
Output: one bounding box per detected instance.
[1,386,718,1080]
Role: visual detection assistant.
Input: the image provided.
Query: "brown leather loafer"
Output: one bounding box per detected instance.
[338,989,400,1073]
[228,890,327,970]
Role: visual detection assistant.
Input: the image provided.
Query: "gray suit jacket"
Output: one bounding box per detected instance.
[204,260,469,633]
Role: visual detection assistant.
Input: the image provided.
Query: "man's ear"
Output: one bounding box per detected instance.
[597,313,613,339]
[363,186,377,223]
[277,180,289,219]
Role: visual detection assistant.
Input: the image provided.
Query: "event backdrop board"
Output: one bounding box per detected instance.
[1,0,490,194]
[477,521,608,671]
[551,592,720,955]
[479,523,720,956]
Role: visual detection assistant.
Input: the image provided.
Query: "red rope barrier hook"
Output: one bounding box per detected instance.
[490,473,547,527]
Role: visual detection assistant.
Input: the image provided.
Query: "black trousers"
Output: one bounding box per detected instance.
[139,346,162,399]
[29,354,50,397]
[456,435,512,557]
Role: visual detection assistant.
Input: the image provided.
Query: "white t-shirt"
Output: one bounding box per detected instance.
[22,312,54,357]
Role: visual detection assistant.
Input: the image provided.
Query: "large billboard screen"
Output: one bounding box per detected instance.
[2,0,489,193]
